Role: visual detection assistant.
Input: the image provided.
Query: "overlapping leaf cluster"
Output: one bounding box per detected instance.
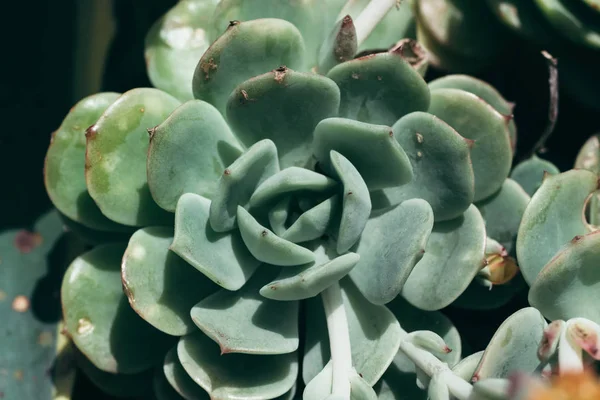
[42,1,599,399]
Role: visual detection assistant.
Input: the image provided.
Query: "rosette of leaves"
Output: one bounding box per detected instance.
[43,2,534,399]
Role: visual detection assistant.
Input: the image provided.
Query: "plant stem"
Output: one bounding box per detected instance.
[354,0,397,47]
[527,51,559,158]
[399,337,473,400]
[322,283,353,398]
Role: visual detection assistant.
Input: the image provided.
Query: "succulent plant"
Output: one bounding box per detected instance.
[40,1,600,400]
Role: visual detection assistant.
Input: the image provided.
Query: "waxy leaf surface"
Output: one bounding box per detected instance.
[122,227,219,336]
[178,332,298,400]
[148,100,243,211]
[85,88,180,226]
[62,244,175,373]
[171,193,260,290]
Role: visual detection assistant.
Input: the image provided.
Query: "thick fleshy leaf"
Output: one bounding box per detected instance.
[250,167,337,208]
[473,307,546,381]
[178,332,298,400]
[171,193,260,291]
[85,88,181,226]
[260,243,359,301]
[121,227,219,336]
[317,15,357,74]
[469,379,509,400]
[226,67,340,168]
[377,297,462,400]
[281,195,340,244]
[269,197,292,237]
[349,199,434,305]
[192,19,305,114]
[533,0,600,49]
[145,0,218,101]
[330,151,372,254]
[476,179,530,255]
[575,135,600,226]
[510,155,560,197]
[427,74,517,150]
[402,205,487,310]
[357,0,416,51]
[313,118,413,190]
[381,111,474,221]
[427,88,512,202]
[44,92,128,231]
[452,351,485,381]
[327,52,430,125]
[191,268,299,355]
[209,0,330,67]
[575,134,600,172]
[516,169,598,285]
[164,347,209,400]
[147,100,243,212]
[349,373,378,400]
[76,350,154,398]
[154,364,186,400]
[530,231,600,323]
[303,278,402,386]
[237,206,315,266]
[209,139,280,232]
[61,243,176,373]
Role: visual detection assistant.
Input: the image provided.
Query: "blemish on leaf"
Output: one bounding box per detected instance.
[351,73,360,79]
[200,57,218,80]
[14,370,23,381]
[77,318,94,336]
[572,235,583,243]
[147,127,157,139]
[347,191,353,196]
[228,20,240,28]
[261,230,268,237]
[274,66,287,83]
[417,151,423,158]
[416,133,424,143]
[85,124,98,139]
[223,169,231,176]
[14,230,43,253]
[12,296,29,312]
[377,76,382,81]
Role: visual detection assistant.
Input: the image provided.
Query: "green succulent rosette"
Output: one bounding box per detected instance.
[43,1,543,399]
